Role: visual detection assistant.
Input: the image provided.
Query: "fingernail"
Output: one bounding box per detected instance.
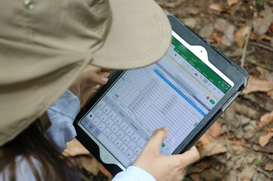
[101,77,108,83]
[161,126,168,132]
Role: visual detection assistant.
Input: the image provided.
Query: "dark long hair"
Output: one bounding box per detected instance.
[0,119,80,181]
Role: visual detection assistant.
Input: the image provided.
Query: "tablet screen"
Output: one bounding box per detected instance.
[78,31,234,168]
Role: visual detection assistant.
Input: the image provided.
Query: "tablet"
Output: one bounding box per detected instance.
[74,12,248,176]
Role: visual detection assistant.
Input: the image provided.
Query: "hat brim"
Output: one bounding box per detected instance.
[0,39,91,146]
[91,0,172,70]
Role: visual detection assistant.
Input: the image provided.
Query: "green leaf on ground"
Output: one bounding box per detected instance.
[253,160,260,165]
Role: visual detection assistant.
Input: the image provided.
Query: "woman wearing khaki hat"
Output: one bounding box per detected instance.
[0,0,199,180]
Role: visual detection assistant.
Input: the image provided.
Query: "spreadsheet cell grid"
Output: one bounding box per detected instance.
[109,66,205,150]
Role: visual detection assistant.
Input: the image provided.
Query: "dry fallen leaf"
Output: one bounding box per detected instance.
[64,139,112,180]
[267,89,273,100]
[240,115,250,125]
[227,0,239,6]
[269,22,273,33]
[197,133,213,148]
[209,122,221,137]
[233,159,244,170]
[63,138,90,157]
[200,24,214,38]
[235,24,250,48]
[214,19,236,46]
[243,75,273,94]
[265,163,273,171]
[241,166,256,179]
[233,101,259,119]
[214,18,228,32]
[259,132,273,147]
[232,145,244,151]
[80,156,100,176]
[223,25,237,46]
[241,176,251,181]
[209,4,231,13]
[189,159,214,174]
[189,173,201,181]
[201,168,224,180]
[259,111,273,128]
[256,66,269,74]
[209,4,224,12]
[99,163,113,180]
[183,18,197,29]
[198,141,227,159]
[258,34,272,41]
[210,36,223,44]
[253,7,273,36]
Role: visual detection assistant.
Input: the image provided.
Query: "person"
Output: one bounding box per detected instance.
[0,0,200,181]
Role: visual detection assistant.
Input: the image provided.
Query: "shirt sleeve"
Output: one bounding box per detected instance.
[44,91,156,181]
[112,166,156,181]
[45,90,80,151]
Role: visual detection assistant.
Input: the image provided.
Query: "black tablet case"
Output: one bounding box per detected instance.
[74,13,249,176]
[165,12,249,154]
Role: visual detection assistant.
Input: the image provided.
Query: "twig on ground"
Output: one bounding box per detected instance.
[224,134,232,153]
[224,14,247,23]
[241,22,252,67]
[212,138,252,149]
[257,167,273,179]
[241,94,273,113]
[227,50,254,58]
[225,124,230,139]
[250,42,273,52]
[264,153,273,162]
[246,58,273,72]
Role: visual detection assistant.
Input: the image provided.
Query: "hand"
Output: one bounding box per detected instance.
[133,127,200,181]
[69,65,111,108]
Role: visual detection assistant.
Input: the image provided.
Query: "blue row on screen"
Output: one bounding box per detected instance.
[154,69,206,117]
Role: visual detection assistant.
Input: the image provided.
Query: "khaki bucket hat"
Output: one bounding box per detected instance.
[0,0,171,146]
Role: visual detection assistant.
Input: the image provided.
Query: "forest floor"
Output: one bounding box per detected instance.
[64,0,273,180]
